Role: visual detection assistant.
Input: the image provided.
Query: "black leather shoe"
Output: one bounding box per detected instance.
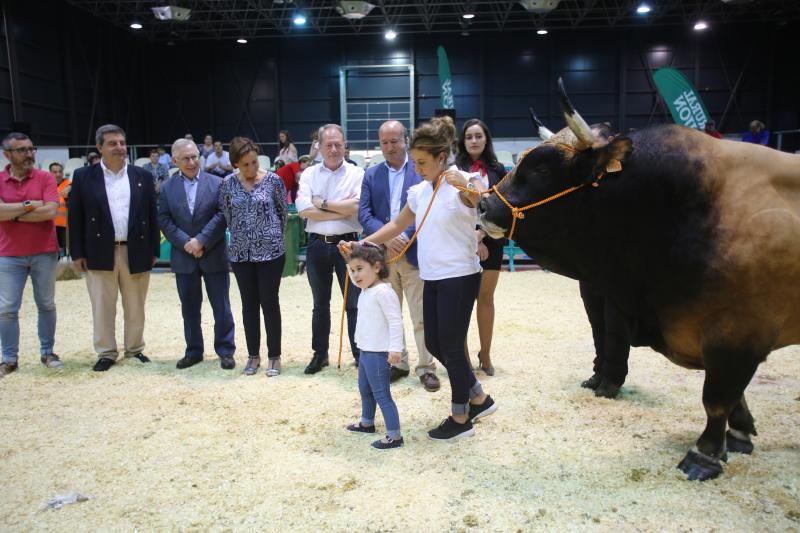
[131,353,151,363]
[220,356,236,370]
[93,358,115,372]
[176,356,203,369]
[304,354,329,374]
[389,366,410,382]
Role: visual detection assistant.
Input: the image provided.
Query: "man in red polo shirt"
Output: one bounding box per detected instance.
[276,154,311,203]
[0,132,61,378]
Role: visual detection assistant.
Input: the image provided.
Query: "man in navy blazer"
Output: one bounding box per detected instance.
[69,124,160,371]
[158,139,235,370]
[358,120,440,392]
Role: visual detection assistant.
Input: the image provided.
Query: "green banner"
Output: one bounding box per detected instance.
[652,67,710,129]
[436,46,454,109]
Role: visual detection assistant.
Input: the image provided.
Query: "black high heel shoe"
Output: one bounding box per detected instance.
[476,351,495,376]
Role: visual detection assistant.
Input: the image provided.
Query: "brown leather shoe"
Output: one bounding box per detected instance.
[419,372,440,392]
[0,362,18,378]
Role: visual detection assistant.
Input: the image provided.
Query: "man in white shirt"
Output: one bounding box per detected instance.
[204,141,233,178]
[68,124,160,371]
[296,124,364,374]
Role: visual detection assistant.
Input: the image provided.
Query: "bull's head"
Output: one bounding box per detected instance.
[478,78,633,244]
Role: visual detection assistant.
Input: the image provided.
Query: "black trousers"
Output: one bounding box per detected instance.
[579,281,630,386]
[231,255,285,358]
[423,272,481,406]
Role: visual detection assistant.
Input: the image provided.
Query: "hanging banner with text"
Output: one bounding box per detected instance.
[436,46,455,109]
[652,67,710,129]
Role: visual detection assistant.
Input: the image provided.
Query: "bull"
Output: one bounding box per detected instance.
[478,79,800,481]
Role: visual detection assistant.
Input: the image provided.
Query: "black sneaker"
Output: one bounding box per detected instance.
[346,422,376,434]
[372,436,404,449]
[427,416,475,441]
[469,395,498,423]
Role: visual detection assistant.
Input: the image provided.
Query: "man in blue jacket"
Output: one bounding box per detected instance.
[158,139,235,370]
[358,120,440,392]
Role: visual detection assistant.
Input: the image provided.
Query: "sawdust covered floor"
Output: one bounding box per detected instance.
[0,271,798,532]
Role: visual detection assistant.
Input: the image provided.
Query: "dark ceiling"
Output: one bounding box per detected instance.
[62,1,800,41]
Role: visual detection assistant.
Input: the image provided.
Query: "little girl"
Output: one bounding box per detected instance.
[345,242,404,449]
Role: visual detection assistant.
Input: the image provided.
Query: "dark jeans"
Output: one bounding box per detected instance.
[231,256,285,359]
[55,226,67,257]
[579,281,630,386]
[423,272,481,410]
[175,267,236,359]
[306,234,360,360]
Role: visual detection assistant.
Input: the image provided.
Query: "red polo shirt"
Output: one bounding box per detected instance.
[276,162,301,193]
[0,165,59,256]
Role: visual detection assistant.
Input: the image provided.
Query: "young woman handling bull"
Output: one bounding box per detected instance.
[456,119,507,376]
[341,116,498,441]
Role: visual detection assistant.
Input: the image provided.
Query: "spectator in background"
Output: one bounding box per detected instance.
[308,128,322,164]
[143,148,170,193]
[704,120,723,139]
[742,120,769,145]
[184,134,194,141]
[199,134,215,159]
[344,144,358,166]
[0,132,61,378]
[87,152,100,166]
[50,162,71,257]
[157,145,172,168]
[456,118,506,376]
[276,154,311,203]
[205,141,233,178]
[275,130,298,165]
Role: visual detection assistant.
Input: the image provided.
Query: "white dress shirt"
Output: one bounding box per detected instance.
[100,159,131,241]
[386,154,407,221]
[205,151,231,172]
[296,160,364,235]
[353,282,404,353]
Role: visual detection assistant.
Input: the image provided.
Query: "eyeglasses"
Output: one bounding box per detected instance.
[177,155,199,163]
[7,147,37,154]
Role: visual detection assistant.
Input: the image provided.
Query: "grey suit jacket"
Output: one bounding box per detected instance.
[157,170,229,274]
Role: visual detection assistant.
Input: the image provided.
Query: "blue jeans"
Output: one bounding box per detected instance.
[358,351,401,439]
[0,252,58,363]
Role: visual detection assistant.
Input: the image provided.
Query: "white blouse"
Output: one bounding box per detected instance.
[353,282,404,353]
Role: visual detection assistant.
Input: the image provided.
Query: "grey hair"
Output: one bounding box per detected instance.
[2,132,30,151]
[95,124,126,145]
[318,123,345,142]
[171,138,197,156]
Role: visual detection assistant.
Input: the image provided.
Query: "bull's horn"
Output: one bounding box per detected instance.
[529,108,554,140]
[557,77,596,149]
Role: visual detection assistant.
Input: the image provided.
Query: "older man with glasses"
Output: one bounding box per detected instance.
[158,139,235,370]
[0,132,61,377]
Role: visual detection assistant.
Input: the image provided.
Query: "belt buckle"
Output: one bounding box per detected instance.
[323,234,336,244]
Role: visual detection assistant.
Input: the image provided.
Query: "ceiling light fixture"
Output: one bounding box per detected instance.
[636,3,651,14]
[537,29,548,35]
[130,22,143,29]
[693,20,708,30]
[237,38,248,44]
[293,13,307,25]
[385,29,397,40]
[463,13,475,19]
[336,1,376,20]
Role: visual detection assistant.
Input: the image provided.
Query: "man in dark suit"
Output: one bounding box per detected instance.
[68,124,160,371]
[158,139,235,370]
[358,120,440,392]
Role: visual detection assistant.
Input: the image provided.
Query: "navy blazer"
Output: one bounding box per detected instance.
[358,158,420,267]
[68,163,160,274]
[157,171,229,274]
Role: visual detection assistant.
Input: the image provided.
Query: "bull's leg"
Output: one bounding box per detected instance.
[726,395,757,454]
[677,349,760,481]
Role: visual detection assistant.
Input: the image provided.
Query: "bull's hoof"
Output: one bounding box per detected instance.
[726,430,754,455]
[677,450,723,481]
[594,379,621,399]
[580,373,601,390]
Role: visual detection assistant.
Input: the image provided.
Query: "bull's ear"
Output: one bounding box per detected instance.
[595,136,633,174]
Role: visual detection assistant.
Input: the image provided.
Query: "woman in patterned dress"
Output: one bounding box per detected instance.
[219,137,288,376]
